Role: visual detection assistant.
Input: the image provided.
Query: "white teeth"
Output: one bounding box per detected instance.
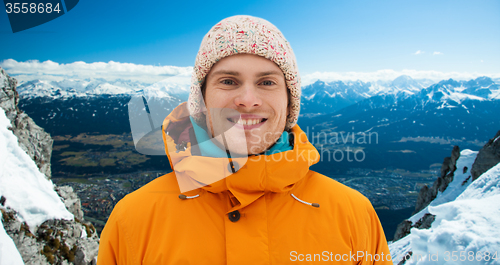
[232,118,264,125]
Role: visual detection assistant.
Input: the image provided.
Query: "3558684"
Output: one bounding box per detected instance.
[5,2,61,14]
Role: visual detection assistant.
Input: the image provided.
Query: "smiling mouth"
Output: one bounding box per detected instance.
[227,117,268,126]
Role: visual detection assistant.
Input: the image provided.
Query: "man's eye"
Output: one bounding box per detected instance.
[261,80,275,86]
[222,79,235,85]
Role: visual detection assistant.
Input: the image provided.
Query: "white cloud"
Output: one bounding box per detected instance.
[414,50,424,55]
[0,59,193,84]
[481,60,484,63]
[433,51,443,55]
[301,69,500,86]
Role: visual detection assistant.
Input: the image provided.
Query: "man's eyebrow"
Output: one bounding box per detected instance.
[210,70,240,77]
[209,70,284,77]
[256,70,284,77]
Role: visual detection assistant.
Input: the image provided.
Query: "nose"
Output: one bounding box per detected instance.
[234,85,262,110]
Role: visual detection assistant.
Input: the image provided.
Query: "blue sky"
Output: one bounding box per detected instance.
[1,0,499,76]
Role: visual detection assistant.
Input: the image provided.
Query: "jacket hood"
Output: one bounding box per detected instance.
[161,102,320,212]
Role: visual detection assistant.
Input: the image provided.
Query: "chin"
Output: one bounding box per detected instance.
[247,142,269,155]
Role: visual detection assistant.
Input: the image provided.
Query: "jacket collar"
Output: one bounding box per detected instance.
[162,102,320,211]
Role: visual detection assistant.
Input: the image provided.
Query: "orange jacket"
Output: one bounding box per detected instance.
[98,103,391,264]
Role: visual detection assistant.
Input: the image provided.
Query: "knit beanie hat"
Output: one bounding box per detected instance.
[187,15,301,131]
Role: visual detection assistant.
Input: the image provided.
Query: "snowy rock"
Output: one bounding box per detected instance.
[390,131,500,264]
[38,219,99,265]
[393,220,412,241]
[1,208,48,264]
[2,213,99,265]
[0,210,24,265]
[412,213,435,230]
[408,165,500,265]
[0,106,72,228]
[56,186,84,221]
[393,213,436,242]
[0,68,18,121]
[1,68,99,264]
[392,145,470,248]
[0,67,53,178]
[74,237,98,265]
[413,146,460,215]
[471,130,500,181]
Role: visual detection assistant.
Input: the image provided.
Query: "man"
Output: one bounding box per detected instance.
[98,15,391,264]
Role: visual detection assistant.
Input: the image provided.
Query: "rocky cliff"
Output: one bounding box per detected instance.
[412,145,460,216]
[392,130,500,242]
[0,68,99,264]
[471,130,500,181]
[392,145,461,241]
[0,68,52,178]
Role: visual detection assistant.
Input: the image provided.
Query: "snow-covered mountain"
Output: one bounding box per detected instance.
[408,76,500,109]
[16,75,191,101]
[10,68,500,173]
[304,76,500,136]
[389,131,500,265]
[17,74,435,115]
[300,75,435,115]
[1,68,99,264]
[0,107,74,264]
[140,75,190,101]
[13,73,186,137]
[17,78,146,98]
[299,76,500,172]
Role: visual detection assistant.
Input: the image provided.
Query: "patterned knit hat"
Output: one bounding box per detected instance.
[187,15,301,131]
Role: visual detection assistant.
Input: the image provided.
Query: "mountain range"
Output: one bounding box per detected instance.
[17,76,190,101]
[300,75,436,116]
[303,76,500,173]
[9,70,500,174]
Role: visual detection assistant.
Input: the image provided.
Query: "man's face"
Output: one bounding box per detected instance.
[204,53,289,155]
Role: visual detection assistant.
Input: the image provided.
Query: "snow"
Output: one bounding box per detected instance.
[304,93,316,100]
[458,163,500,200]
[447,92,485,103]
[489,89,500,100]
[388,233,412,263]
[409,164,500,264]
[16,78,147,99]
[409,149,477,223]
[93,83,133,95]
[141,76,190,100]
[0,108,73,230]
[0,217,24,265]
[0,73,6,85]
[14,75,193,101]
[390,150,500,265]
[80,227,87,238]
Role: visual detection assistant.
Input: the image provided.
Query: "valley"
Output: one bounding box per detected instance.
[51,133,171,177]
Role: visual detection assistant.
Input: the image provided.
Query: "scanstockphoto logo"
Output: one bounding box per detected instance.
[3,0,79,33]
